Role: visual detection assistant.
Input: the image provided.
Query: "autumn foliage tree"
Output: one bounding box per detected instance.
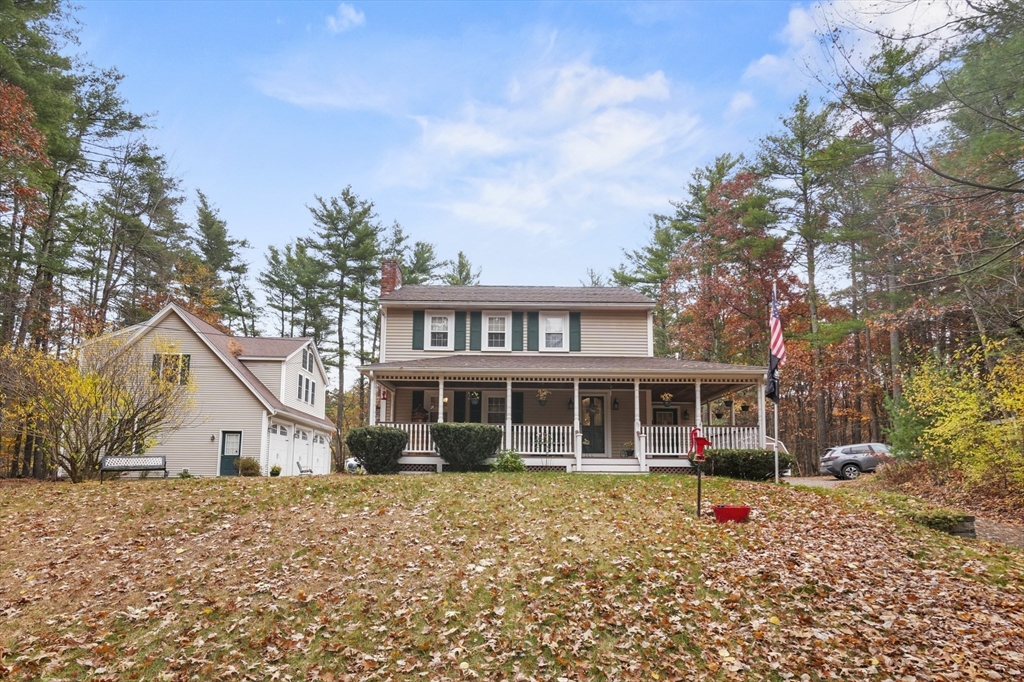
[0,337,196,482]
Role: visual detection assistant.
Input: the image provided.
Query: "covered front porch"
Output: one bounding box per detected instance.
[361,357,770,473]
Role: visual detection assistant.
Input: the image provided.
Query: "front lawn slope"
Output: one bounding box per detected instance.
[1,475,1022,681]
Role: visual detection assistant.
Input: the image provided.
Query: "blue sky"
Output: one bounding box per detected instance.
[76,0,846,289]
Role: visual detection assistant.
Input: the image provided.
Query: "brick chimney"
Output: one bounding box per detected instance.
[381,258,402,297]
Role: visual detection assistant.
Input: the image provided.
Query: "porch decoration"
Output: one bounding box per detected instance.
[660,392,674,407]
[740,403,750,412]
[714,411,724,420]
[723,399,734,408]
[713,504,751,523]
[622,440,634,457]
[469,391,480,406]
[536,389,551,406]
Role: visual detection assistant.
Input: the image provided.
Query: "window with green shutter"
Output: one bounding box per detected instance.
[470,312,482,351]
[512,312,523,351]
[454,312,467,351]
[412,310,425,350]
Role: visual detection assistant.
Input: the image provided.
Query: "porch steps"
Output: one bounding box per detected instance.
[580,458,642,474]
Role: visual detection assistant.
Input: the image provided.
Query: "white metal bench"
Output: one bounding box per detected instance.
[99,456,168,482]
[295,460,313,476]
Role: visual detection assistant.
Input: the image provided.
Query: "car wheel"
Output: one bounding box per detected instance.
[840,464,861,480]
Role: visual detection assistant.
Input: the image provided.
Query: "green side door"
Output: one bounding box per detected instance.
[219,431,242,476]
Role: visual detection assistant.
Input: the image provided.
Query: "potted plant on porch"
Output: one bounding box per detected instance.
[660,392,673,408]
[469,391,480,406]
[536,388,551,406]
[621,441,634,457]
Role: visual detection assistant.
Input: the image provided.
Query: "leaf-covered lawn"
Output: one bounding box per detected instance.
[1,474,1022,681]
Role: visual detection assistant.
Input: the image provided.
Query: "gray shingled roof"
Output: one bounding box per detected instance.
[362,355,765,375]
[235,336,310,358]
[381,285,653,306]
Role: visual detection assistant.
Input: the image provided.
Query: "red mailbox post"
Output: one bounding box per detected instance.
[688,428,712,518]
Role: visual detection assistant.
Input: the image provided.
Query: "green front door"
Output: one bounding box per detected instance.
[219,431,241,476]
[581,396,605,455]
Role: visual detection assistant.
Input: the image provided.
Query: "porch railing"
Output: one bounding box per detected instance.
[641,425,761,456]
[387,422,436,454]
[508,424,574,456]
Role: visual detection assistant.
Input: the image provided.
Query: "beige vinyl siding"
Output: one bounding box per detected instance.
[281,345,328,419]
[383,307,651,360]
[142,312,267,477]
[242,359,283,399]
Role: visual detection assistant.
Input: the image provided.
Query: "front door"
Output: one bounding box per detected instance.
[219,431,241,476]
[581,396,605,455]
[653,408,678,425]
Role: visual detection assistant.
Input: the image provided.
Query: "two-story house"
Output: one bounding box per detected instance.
[358,260,771,473]
[107,303,336,477]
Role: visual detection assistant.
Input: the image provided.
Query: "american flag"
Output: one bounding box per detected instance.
[769,291,787,366]
[765,288,786,404]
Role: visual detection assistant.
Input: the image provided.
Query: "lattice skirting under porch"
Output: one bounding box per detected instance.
[526,465,569,472]
[399,463,438,473]
[648,466,692,474]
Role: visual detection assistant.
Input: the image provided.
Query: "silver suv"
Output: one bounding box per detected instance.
[819,443,893,480]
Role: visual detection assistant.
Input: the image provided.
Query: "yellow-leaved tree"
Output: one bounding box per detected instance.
[0,337,196,482]
[890,344,1024,490]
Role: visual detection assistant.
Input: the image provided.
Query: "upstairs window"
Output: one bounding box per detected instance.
[485,312,511,351]
[297,375,316,406]
[152,353,191,384]
[541,313,568,351]
[301,347,315,372]
[424,310,455,350]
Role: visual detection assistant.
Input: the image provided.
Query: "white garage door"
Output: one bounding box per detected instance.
[269,424,290,474]
[312,434,330,474]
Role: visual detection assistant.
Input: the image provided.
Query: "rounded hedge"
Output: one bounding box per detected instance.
[430,423,503,472]
[704,448,795,480]
[345,426,408,474]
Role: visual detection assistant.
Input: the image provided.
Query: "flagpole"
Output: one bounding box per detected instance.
[773,281,780,484]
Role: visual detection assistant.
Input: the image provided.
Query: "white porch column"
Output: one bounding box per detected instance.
[505,377,513,449]
[437,376,445,423]
[368,374,377,426]
[694,379,702,429]
[573,378,581,472]
[757,379,766,448]
[633,378,645,472]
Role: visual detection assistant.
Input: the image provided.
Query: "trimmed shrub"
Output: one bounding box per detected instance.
[704,449,794,481]
[237,457,261,477]
[431,423,503,472]
[493,448,526,473]
[345,427,408,474]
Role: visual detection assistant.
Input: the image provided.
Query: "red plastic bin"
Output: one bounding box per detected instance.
[712,505,751,523]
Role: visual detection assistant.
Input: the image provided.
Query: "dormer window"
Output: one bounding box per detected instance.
[485,311,511,351]
[301,347,315,372]
[541,313,569,352]
[424,310,455,350]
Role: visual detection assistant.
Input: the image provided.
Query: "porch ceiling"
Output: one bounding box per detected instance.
[377,379,753,403]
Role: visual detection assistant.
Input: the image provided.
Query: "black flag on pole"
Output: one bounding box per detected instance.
[765,289,786,404]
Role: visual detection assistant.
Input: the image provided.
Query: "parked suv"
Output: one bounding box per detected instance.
[819,443,893,480]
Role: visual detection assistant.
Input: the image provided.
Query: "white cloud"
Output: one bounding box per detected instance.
[743,1,974,93]
[326,3,365,34]
[726,91,756,117]
[379,57,700,237]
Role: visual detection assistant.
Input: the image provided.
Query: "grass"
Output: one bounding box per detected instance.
[1,473,1023,681]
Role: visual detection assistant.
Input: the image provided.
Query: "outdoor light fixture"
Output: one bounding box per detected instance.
[612,398,619,410]
[682,410,690,420]
[210,434,215,442]
[567,399,573,410]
